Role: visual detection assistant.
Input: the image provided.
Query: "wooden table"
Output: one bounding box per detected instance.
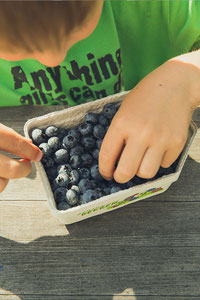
[0,105,200,300]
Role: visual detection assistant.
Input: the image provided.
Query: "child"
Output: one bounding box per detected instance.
[0,0,199,192]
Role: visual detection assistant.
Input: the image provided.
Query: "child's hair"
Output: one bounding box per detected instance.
[0,1,98,53]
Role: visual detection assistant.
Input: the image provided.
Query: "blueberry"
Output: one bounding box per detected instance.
[92,149,99,160]
[96,139,103,149]
[57,163,72,175]
[51,180,60,192]
[132,175,147,186]
[110,186,122,194]
[48,136,60,151]
[125,180,134,189]
[63,134,78,149]
[68,128,81,140]
[57,202,71,210]
[78,178,92,193]
[91,179,98,189]
[79,168,90,179]
[102,103,117,119]
[81,153,93,167]
[95,187,104,198]
[82,190,98,204]
[70,155,81,169]
[103,187,111,195]
[55,173,70,187]
[91,164,103,180]
[81,136,96,150]
[98,114,109,127]
[39,143,52,157]
[69,169,79,185]
[58,128,67,139]
[54,149,69,164]
[78,122,93,136]
[46,166,57,180]
[70,145,84,156]
[71,185,80,194]
[85,112,98,125]
[93,124,105,139]
[42,156,55,168]
[66,189,79,206]
[45,125,59,137]
[54,187,67,203]
[31,128,46,145]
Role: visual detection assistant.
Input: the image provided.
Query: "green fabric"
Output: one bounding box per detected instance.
[0,0,199,106]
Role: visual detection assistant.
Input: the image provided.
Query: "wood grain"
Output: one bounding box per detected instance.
[0,105,199,299]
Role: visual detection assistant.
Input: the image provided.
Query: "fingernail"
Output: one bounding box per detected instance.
[35,151,43,162]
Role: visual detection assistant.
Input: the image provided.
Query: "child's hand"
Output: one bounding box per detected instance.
[99,61,195,183]
[0,124,43,192]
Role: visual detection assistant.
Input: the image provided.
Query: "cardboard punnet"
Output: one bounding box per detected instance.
[24,91,197,224]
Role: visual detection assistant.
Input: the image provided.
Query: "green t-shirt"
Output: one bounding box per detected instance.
[0,0,200,106]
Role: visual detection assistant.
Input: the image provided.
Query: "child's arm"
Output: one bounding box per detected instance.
[99,50,200,183]
[0,124,42,191]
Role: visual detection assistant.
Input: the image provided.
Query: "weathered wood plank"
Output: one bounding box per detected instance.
[1,201,200,244]
[1,295,199,300]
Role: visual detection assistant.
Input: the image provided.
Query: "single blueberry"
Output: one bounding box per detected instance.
[79,168,90,179]
[45,125,58,138]
[95,187,104,198]
[103,187,111,195]
[68,128,81,140]
[70,145,84,157]
[71,185,80,194]
[96,139,103,149]
[102,103,117,119]
[85,112,98,125]
[54,187,68,203]
[54,149,69,164]
[55,173,70,187]
[31,128,46,145]
[81,136,96,150]
[42,156,55,168]
[93,124,105,139]
[82,190,98,204]
[98,114,109,127]
[110,186,122,194]
[39,143,52,157]
[78,178,92,194]
[57,163,72,175]
[70,155,81,169]
[69,169,79,185]
[66,189,79,206]
[51,180,60,192]
[63,134,78,149]
[57,202,71,210]
[81,153,93,167]
[48,136,60,151]
[125,180,134,189]
[92,149,99,160]
[91,179,98,189]
[78,122,93,136]
[91,164,103,181]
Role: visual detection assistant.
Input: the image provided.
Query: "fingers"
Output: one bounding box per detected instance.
[98,126,124,180]
[113,137,147,183]
[0,177,9,192]
[0,154,32,179]
[136,146,164,179]
[0,123,42,161]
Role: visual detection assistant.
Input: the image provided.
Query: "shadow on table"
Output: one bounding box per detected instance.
[0,158,200,299]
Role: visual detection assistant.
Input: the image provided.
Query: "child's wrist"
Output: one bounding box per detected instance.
[167,52,200,110]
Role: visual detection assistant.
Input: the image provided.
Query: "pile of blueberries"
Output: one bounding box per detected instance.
[31,102,178,211]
